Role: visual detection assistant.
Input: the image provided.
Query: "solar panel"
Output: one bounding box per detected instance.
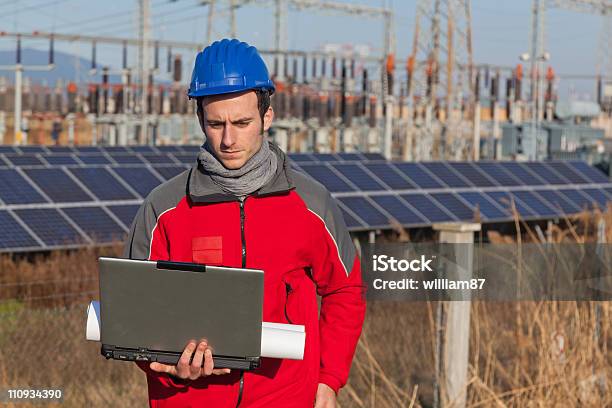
[42,154,78,165]
[79,155,111,165]
[523,162,568,185]
[112,167,162,198]
[0,169,47,204]
[156,145,182,153]
[363,163,415,190]
[14,208,84,246]
[447,162,496,187]
[24,168,93,202]
[103,146,130,153]
[474,162,522,186]
[109,154,145,164]
[141,153,176,164]
[337,196,389,227]
[0,146,18,153]
[331,163,386,191]
[172,154,197,164]
[421,162,472,188]
[179,145,201,153]
[4,154,44,166]
[557,188,592,211]
[337,153,365,161]
[69,168,136,200]
[0,211,39,249]
[369,194,426,225]
[499,162,544,185]
[153,165,188,180]
[314,153,340,162]
[580,188,611,210]
[63,207,126,242]
[394,163,445,189]
[46,146,74,153]
[300,164,355,192]
[533,190,580,214]
[567,161,610,183]
[288,153,316,162]
[18,146,47,153]
[107,204,140,228]
[131,145,157,154]
[485,191,536,217]
[457,192,508,220]
[362,153,385,161]
[338,206,365,229]
[546,162,590,184]
[400,193,455,222]
[510,190,559,217]
[74,146,103,153]
[429,192,476,220]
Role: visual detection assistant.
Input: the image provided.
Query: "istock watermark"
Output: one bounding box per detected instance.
[362,243,612,301]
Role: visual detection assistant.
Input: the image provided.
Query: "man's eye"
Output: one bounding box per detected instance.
[235,122,250,128]
[209,123,223,129]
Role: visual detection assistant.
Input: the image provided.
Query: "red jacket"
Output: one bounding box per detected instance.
[123,143,366,407]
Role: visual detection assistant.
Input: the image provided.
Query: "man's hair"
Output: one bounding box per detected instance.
[196,89,271,125]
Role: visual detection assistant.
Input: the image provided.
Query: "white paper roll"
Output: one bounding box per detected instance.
[260,324,305,360]
[85,300,306,360]
[86,300,101,341]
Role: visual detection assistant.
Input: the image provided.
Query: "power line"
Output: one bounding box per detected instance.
[64,1,203,38]
[95,3,216,38]
[37,0,169,33]
[0,0,72,21]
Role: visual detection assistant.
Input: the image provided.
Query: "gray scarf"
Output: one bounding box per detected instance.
[197,140,278,198]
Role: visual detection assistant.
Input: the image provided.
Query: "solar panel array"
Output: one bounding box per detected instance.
[0,145,202,252]
[292,159,612,231]
[0,145,611,252]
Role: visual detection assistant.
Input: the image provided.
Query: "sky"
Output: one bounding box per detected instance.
[0,0,605,99]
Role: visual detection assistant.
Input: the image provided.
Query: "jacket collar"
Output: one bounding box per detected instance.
[187,141,295,204]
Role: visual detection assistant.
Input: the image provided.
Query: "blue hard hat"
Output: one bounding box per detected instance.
[188,39,275,99]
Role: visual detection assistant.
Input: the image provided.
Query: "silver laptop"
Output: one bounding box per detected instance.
[98,257,264,370]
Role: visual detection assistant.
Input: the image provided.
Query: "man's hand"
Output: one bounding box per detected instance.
[149,339,231,380]
[314,383,336,408]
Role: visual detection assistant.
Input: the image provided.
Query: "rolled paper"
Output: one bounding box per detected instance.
[86,300,101,341]
[260,323,306,360]
[85,300,306,360]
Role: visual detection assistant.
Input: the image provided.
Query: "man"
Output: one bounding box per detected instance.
[123,39,365,408]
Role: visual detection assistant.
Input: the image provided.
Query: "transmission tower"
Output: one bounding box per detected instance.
[407,0,474,161]
[527,1,612,116]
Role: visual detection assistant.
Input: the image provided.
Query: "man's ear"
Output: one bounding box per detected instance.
[263,106,274,133]
[196,102,206,133]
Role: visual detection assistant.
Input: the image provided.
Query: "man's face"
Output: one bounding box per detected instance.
[197,90,274,170]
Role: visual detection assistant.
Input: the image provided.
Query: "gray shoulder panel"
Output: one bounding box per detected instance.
[122,169,190,260]
[290,169,356,275]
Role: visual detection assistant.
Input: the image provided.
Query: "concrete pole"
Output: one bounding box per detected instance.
[14,65,22,144]
[207,0,216,45]
[492,100,500,159]
[139,0,151,144]
[67,113,75,145]
[432,222,481,408]
[472,101,480,160]
[229,0,236,38]
[383,96,393,159]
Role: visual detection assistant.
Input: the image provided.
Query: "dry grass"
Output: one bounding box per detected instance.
[0,209,610,407]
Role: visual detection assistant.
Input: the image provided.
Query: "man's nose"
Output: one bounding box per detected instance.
[220,124,235,148]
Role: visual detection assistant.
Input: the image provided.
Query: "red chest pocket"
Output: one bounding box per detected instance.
[192,236,223,265]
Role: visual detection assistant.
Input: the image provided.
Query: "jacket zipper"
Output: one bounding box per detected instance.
[236,198,247,408]
[240,199,246,268]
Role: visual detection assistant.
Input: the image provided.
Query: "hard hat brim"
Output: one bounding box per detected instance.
[188,84,275,99]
